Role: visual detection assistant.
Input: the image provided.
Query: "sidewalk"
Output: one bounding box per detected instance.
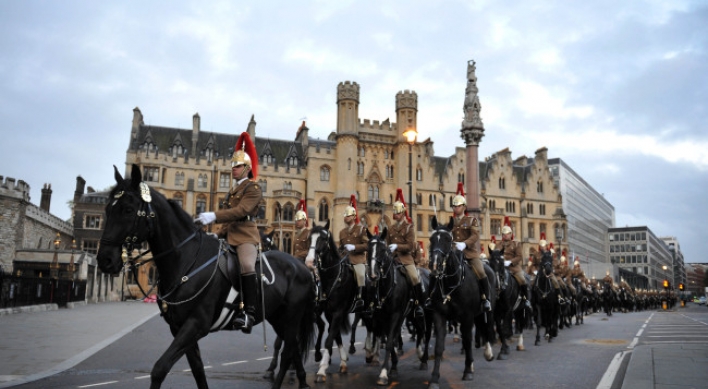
[622,344,708,389]
[0,301,159,388]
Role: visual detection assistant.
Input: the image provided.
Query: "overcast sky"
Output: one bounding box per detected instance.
[1,1,706,264]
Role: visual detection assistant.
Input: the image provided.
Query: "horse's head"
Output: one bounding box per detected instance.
[309,220,338,269]
[487,244,505,274]
[366,227,390,279]
[97,164,156,275]
[539,249,554,276]
[428,216,454,275]
[260,229,276,251]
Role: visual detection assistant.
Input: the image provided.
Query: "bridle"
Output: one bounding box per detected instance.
[429,228,464,303]
[310,228,347,302]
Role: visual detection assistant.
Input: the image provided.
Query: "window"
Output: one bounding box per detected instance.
[258,179,267,194]
[85,215,102,229]
[416,168,422,181]
[257,203,266,220]
[144,166,159,182]
[360,147,366,157]
[417,215,423,232]
[319,199,329,222]
[358,162,364,176]
[384,150,389,159]
[320,166,330,181]
[288,156,298,167]
[540,204,546,215]
[83,240,99,255]
[490,219,501,236]
[428,215,435,232]
[537,181,544,193]
[429,194,434,206]
[368,185,379,200]
[172,193,184,208]
[283,203,294,221]
[148,266,156,285]
[489,199,496,210]
[281,233,292,254]
[505,201,515,213]
[527,223,535,239]
[499,176,505,189]
[527,203,534,215]
[416,193,422,205]
[283,181,292,191]
[197,174,207,189]
[540,223,547,237]
[175,172,185,187]
[219,173,231,188]
[458,172,465,184]
[196,195,206,214]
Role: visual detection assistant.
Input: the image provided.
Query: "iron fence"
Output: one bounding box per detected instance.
[0,275,86,309]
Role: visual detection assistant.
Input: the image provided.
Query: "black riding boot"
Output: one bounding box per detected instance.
[479,277,492,312]
[557,288,565,305]
[424,276,437,308]
[233,273,258,334]
[412,283,425,318]
[353,286,365,312]
[521,284,532,308]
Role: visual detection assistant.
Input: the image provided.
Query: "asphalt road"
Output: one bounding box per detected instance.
[11,304,708,389]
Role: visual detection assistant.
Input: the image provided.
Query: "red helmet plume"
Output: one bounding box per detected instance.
[350,194,359,224]
[394,188,411,223]
[452,182,468,215]
[295,199,308,226]
[502,216,514,239]
[233,132,258,179]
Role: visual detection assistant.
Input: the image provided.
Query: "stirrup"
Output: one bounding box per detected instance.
[414,304,424,318]
[233,311,254,334]
[483,299,492,312]
[352,299,365,312]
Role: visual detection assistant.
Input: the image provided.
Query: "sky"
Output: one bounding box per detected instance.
[1,1,706,263]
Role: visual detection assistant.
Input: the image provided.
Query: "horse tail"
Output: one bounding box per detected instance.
[298,295,317,362]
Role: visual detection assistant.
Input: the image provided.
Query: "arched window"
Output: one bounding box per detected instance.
[175,171,184,187]
[458,172,465,184]
[527,203,534,215]
[348,158,351,170]
[429,194,434,206]
[416,168,422,181]
[499,176,505,190]
[172,192,184,208]
[283,203,294,221]
[368,185,379,200]
[358,162,365,176]
[196,195,207,214]
[320,166,330,181]
[198,174,207,188]
[257,202,266,220]
[537,181,544,193]
[318,199,329,222]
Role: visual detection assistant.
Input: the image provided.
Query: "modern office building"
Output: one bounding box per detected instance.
[548,158,615,279]
[608,226,673,290]
[661,236,686,288]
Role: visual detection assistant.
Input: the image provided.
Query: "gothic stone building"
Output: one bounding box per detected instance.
[123,82,565,264]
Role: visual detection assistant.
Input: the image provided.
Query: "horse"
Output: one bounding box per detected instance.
[426,217,495,389]
[531,249,559,346]
[601,282,614,316]
[571,277,587,325]
[308,221,355,383]
[364,228,430,385]
[96,164,316,389]
[486,245,530,359]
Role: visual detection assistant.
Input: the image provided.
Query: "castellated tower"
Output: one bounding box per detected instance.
[395,89,418,141]
[335,81,360,203]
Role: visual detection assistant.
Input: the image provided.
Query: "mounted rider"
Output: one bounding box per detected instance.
[195,131,261,334]
[557,252,576,297]
[293,199,311,262]
[571,257,590,291]
[339,195,369,312]
[497,216,532,308]
[530,232,565,304]
[387,188,424,318]
[450,182,492,312]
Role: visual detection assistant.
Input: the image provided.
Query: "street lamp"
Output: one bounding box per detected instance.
[403,125,418,222]
[50,233,61,279]
[555,226,563,262]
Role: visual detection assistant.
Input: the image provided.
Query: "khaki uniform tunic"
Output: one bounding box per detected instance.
[499,239,526,285]
[293,227,311,261]
[388,220,416,266]
[339,224,369,265]
[451,215,485,279]
[215,179,261,246]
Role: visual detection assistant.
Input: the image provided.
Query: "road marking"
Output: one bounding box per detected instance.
[627,337,638,349]
[596,350,628,389]
[256,357,273,361]
[635,329,643,337]
[135,375,150,380]
[78,381,119,388]
[222,360,247,366]
[647,335,708,338]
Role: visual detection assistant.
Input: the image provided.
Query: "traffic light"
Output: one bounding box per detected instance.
[663,279,669,289]
[679,283,684,291]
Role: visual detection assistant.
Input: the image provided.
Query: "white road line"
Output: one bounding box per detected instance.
[647,335,708,338]
[596,350,628,389]
[135,375,150,380]
[222,360,248,366]
[256,357,273,361]
[627,337,638,349]
[78,381,119,388]
[635,329,643,337]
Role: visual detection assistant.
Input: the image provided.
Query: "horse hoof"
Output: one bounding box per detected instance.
[263,370,274,380]
[348,345,356,355]
[474,342,480,348]
[535,341,540,346]
[377,377,389,386]
[315,351,322,363]
[390,369,398,379]
[428,383,440,389]
[339,365,348,374]
[419,362,428,371]
[517,345,525,351]
[462,372,474,381]
[365,356,373,364]
[497,353,508,360]
[315,374,326,383]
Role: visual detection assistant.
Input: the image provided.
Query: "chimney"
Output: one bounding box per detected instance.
[40,183,52,212]
[74,176,86,204]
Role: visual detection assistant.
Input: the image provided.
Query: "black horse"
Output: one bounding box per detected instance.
[96,165,316,389]
[602,282,615,316]
[364,228,429,385]
[486,245,530,359]
[571,277,587,324]
[532,249,559,346]
[426,217,495,389]
[309,221,355,382]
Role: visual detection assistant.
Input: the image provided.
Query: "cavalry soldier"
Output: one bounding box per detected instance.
[530,233,564,304]
[339,195,369,312]
[293,200,311,262]
[571,257,589,290]
[387,189,424,317]
[498,216,531,308]
[619,278,634,297]
[557,253,576,296]
[450,183,492,312]
[602,271,617,292]
[195,132,261,334]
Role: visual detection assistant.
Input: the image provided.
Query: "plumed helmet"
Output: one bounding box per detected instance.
[501,225,512,235]
[574,260,580,266]
[231,132,259,179]
[501,216,513,237]
[489,235,497,251]
[393,188,411,222]
[561,255,567,263]
[295,199,307,224]
[344,195,359,223]
[393,201,406,214]
[539,232,547,248]
[452,182,467,206]
[480,253,487,260]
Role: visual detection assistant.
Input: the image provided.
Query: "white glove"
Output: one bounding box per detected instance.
[195,212,216,225]
[388,244,398,253]
[345,244,355,251]
[504,260,511,267]
[455,242,466,251]
[305,256,315,270]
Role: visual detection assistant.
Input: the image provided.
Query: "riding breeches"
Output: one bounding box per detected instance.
[234,243,257,274]
[468,257,487,280]
[353,263,366,287]
[512,269,526,286]
[404,264,420,286]
[550,274,561,290]
[567,283,577,296]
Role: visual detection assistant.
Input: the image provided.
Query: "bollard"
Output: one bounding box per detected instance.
[662,300,668,310]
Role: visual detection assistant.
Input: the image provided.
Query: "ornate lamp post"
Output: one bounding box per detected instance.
[50,233,61,279]
[403,125,418,222]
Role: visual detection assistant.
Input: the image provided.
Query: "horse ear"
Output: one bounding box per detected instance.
[431,216,438,230]
[130,164,142,190]
[268,229,275,238]
[324,219,330,231]
[447,216,454,230]
[381,227,387,240]
[113,165,123,184]
[366,229,372,239]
